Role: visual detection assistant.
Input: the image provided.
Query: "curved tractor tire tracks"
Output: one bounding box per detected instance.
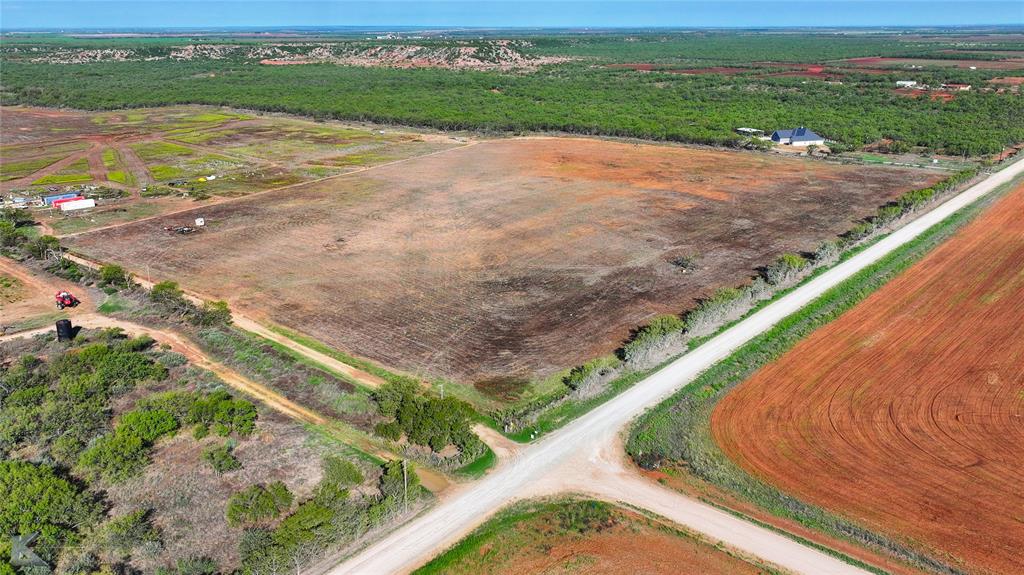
[329,159,1024,575]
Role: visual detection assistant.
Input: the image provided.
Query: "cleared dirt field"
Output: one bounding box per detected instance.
[712,180,1024,574]
[414,500,775,575]
[65,137,942,396]
[842,56,1024,70]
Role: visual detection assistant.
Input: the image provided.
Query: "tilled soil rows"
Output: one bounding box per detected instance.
[712,180,1024,574]
[66,137,941,395]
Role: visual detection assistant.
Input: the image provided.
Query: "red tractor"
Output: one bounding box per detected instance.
[55,290,80,310]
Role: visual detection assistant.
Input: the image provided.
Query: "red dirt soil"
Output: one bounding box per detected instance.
[843,56,1024,70]
[712,181,1024,575]
[608,64,750,75]
[988,76,1024,86]
[65,138,941,394]
[893,88,957,102]
[436,503,769,575]
[259,59,316,65]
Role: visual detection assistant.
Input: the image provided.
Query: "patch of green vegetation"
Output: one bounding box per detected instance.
[185,112,246,123]
[239,458,422,573]
[372,380,486,467]
[226,481,293,527]
[0,460,104,565]
[320,151,387,166]
[626,174,1020,575]
[5,311,68,334]
[202,442,242,473]
[0,326,281,572]
[101,148,119,169]
[1,155,66,181]
[148,164,183,180]
[32,172,92,185]
[170,127,238,144]
[453,445,496,478]
[0,274,23,302]
[131,140,194,162]
[99,148,135,185]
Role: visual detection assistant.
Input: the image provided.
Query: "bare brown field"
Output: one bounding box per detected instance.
[65,137,941,397]
[712,181,1024,574]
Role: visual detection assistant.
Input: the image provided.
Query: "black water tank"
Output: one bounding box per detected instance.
[56,319,74,342]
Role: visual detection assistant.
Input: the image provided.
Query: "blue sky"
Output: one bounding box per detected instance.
[1,1,1021,30]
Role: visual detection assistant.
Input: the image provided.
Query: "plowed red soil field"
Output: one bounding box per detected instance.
[65,137,940,396]
[712,180,1024,575]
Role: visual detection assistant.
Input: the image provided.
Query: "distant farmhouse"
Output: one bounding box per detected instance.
[896,80,918,88]
[771,126,826,146]
[735,127,764,136]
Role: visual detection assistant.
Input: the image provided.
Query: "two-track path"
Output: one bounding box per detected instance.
[329,158,1024,575]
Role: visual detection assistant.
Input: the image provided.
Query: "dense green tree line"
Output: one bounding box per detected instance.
[2,56,1020,155]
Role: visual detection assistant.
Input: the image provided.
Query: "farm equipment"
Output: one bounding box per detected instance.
[164,225,197,234]
[55,290,80,310]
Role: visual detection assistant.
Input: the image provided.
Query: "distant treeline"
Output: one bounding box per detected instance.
[2,33,1023,156]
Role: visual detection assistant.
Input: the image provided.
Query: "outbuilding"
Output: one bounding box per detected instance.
[771,126,826,146]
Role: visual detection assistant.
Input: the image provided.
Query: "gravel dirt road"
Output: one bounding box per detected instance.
[327,157,1024,575]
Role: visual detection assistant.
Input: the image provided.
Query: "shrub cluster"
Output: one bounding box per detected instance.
[239,459,418,573]
[99,263,132,288]
[77,407,180,483]
[763,253,808,286]
[140,389,258,437]
[618,315,686,362]
[149,280,233,327]
[226,482,293,527]
[0,460,103,564]
[1,336,168,468]
[202,443,241,474]
[372,381,478,454]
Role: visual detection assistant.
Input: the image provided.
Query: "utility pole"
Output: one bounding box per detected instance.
[402,459,408,515]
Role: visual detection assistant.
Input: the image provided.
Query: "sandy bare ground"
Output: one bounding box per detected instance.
[0,257,82,333]
[327,158,1024,575]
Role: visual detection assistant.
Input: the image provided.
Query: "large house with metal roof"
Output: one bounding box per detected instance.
[771,127,825,146]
